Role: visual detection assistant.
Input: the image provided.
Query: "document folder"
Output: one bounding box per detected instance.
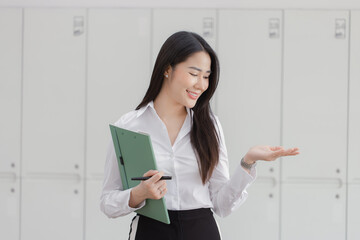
[109,124,170,224]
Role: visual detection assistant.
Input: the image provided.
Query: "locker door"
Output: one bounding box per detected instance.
[0,8,22,176]
[87,9,151,179]
[348,10,360,185]
[22,9,86,176]
[0,8,22,240]
[282,183,346,240]
[215,180,280,240]
[282,10,349,180]
[348,10,360,240]
[217,10,282,176]
[21,178,83,240]
[0,179,20,240]
[217,11,282,240]
[85,180,135,240]
[152,9,217,110]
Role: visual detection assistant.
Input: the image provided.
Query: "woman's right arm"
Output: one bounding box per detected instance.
[100,140,167,218]
[100,140,146,218]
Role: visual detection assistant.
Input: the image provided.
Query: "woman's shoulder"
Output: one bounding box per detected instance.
[113,109,139,128]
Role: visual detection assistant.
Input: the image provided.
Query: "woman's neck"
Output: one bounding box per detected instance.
[153,90,187,121]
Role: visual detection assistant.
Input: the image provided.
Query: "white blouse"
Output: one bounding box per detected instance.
[100,101,257,218]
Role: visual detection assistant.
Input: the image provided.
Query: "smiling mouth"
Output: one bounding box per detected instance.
[186,90,200,99]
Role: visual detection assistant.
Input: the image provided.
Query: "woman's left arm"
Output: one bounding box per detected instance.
[209,116,300,218]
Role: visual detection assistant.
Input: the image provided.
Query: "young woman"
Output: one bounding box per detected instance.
[100,31,300,240]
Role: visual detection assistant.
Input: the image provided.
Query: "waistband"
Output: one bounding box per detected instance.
[167,208,213,221]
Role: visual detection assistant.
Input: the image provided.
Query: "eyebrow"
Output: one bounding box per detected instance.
[188,66,212,74]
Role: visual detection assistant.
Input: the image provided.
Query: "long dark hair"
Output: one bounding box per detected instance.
[136,31,220,184]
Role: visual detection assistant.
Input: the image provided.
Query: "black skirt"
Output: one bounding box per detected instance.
[128,208,222,240]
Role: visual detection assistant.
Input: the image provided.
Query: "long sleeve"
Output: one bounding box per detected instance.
[99,139,145,218]
[209,116,257,218]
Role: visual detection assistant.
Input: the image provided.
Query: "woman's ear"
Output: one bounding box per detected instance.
[164,65,172,78]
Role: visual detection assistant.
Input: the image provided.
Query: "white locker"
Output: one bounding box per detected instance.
[0,179,20,240]
[0,8,22,240]
[152,9,217,64]
[86,9,151,178]
[282,10,349,180]
[85,180,135,240]
[281,183,346,240]
[21,178,83,240]
[22,9,86,176]
[348,185,360,240]
[215,180,280,240]
[217,10,282,239]
[217,10,282,176]
[0,8,22,176]
[348,10,360,184]
[348,10,360,240]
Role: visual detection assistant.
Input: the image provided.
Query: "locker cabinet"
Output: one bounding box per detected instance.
[0,8,22,177]
[217,10,282,176]
[85,179,135,240]
[281,183,346,240]
[22,8,86,176]
[0,8,22,240]
[216,10,282,239]
[348,10,360,240]
[282,10,349,180]
[0,179,20,240]
[21,178,83,240]
[216,179,280,240]
[348,10,360,184]
[86,9,151,178]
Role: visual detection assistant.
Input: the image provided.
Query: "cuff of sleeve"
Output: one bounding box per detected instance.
[240,162,257,180]
[125,188,146,211]
[229,162,257,195]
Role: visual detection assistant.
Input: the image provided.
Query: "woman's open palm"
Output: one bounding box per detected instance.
[246,145,300,163]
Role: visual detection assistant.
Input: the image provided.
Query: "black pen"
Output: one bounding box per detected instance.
[131,176,172,181]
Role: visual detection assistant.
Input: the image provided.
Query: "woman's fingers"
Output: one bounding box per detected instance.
[276,147,300,157]
[270,146,284,151]
[143,169,158,177]
[147,171,164,184]
[155,180,167,190]
[139,171,167,199]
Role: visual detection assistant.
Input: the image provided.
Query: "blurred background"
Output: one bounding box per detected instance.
[1,0,360,240]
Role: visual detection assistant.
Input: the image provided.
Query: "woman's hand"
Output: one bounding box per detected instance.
[129,170,167,208]
[244,145,300,164]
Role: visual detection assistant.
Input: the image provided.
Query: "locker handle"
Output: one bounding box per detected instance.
[284,177,343,188]
[90,173,104,180]
[0,172,17,182]
[255,177,277,187]
[23,173,82,182]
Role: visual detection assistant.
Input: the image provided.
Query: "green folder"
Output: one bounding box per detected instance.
[109,124,170,224]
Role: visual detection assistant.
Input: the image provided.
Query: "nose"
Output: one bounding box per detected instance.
[195,76,208,91]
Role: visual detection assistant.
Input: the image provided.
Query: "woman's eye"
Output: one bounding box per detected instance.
[189,73,197,77]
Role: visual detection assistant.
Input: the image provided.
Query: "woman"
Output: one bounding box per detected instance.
[100,31,300,240]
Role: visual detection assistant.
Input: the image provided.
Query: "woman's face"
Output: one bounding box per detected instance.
[164,51,211,109]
